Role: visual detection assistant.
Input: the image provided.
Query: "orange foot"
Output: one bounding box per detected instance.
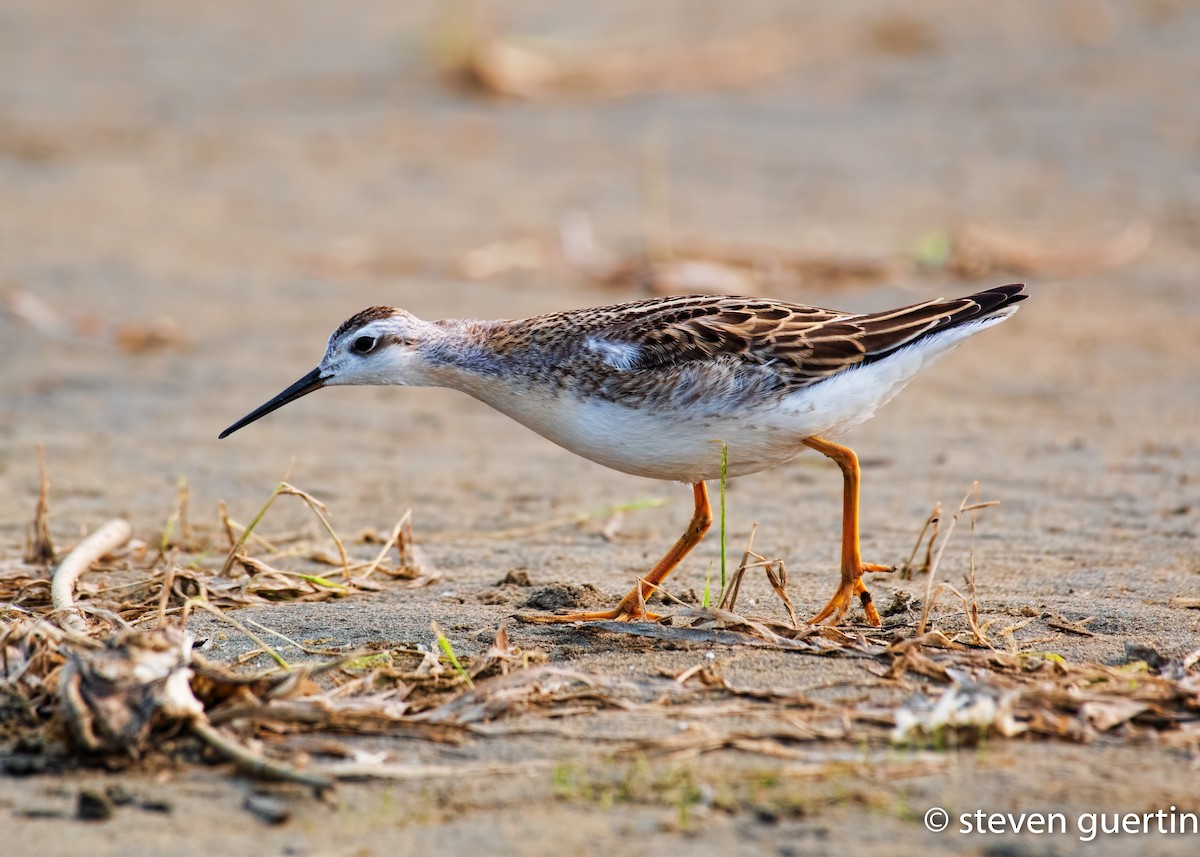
[521,482,710,626]
[810,563,893,627]
[801,436,897,628]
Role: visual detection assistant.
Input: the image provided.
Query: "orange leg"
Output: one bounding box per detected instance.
[802,437,892,627]
[524,482,712,623]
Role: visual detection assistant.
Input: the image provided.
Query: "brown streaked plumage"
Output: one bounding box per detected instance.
[480,284,1026,404]
[220,284,1028,626]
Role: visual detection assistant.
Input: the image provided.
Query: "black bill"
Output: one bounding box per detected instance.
[218,368,326,438]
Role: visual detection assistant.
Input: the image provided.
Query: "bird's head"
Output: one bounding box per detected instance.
[317,306,437,387]
[219,306,437,438]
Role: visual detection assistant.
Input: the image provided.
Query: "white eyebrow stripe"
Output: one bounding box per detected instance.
[585,337,641,370]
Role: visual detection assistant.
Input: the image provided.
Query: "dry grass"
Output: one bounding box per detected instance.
[2,457,1198,793]
[23,445,54,565]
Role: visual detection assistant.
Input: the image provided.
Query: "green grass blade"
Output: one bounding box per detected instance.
[719,442,728,591]
[432,621,474,688]
[218,482,285,576]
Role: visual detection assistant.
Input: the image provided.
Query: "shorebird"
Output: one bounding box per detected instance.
[220,284,1026,626]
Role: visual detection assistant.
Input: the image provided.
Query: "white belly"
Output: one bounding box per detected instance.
[465,369,880,483]
[487,391,809,482]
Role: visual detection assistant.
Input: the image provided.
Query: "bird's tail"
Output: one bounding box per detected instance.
[853,283,1027,364]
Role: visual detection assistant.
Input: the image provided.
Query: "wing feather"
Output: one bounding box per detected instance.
[514,285,1026,393]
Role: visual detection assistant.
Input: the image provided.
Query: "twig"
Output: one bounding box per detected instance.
[176,477,192,545]
[718,523,759,612]
[218,481,347,578]
[277,483,348,575]
[217,500,236,549]
[50,518,132,635]
[1045,615,1096,637]
[966,484,981,636]
[395,509,420,570]
[189,717,332,790]
[218,488,278,576]
[942,583,991,648]
[186,599,290,670]
[25,444,55,564]
[353,510,410,581]
[315,760,553,782]
[636,577,692,610]
[157,551,177,628]
[899,502,939,580]
[762,559,799,629]
[916,485,997,636]
[243,617,318,655]
[157,478,191,556]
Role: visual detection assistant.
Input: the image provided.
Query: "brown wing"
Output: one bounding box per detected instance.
[558,284,1025,389]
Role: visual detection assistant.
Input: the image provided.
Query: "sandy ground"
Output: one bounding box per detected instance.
[2,1,1200,855]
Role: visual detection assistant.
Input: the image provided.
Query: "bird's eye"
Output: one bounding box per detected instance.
[352,335,377,354]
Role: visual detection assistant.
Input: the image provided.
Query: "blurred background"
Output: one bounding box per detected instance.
[2,0,1197,536]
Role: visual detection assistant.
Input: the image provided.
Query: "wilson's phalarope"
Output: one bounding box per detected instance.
[220,284,1027,626]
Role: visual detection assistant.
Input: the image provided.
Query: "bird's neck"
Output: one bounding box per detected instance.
[419,317,566,402]
[416,318,509,388]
